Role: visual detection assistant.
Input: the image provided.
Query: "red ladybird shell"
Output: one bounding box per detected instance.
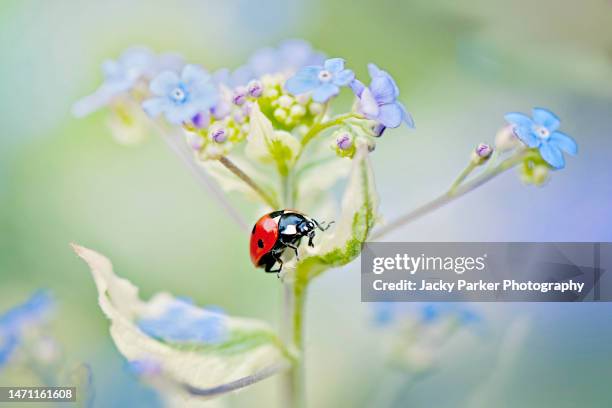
[250,213,279,266]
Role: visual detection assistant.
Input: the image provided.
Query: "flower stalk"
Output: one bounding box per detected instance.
[217,156,280,209]
[371,149,536,240]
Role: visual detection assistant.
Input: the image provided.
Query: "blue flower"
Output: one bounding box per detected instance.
[504,108,577,169]
[372,302,480,327]
[137,298,227,344]
[351,64,414,130]
[142,65,218,125]
[0,290,54,368]
[214,39,325,88]
[285,58,355,103]
[72,47,184,117]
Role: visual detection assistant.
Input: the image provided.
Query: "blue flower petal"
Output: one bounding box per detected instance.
[370,74,397,105]
[168,104,200,124]
[358,87,380,118]
[398,102,415,128]
[192,93,217,112]
[137,300,227,344]
[549,131,577,155]
[350,79,366,97]
[377,103,403,128]
[150,71,180,96]
[367,63,383,78]
[532,107,560,132]
[285,66,321,94]
[181,64,210,87]
[333,69,355,87]
[324,58,345,73]
[311,83,339,102]
[512,126,539,148]
[504,112,533,128]
[539,142,565,169]
[142,97,171,117]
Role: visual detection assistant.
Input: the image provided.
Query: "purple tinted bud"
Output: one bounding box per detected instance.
[232,86,248,105]
[211,127,228,143]
[476,143,493,158]
[336,133,352,150]
[247,80,263,97]
[371,123,386,137]
[242,101,253,116]
[191,112,209,129]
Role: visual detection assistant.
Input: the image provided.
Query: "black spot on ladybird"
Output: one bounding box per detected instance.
[257,239,264,248]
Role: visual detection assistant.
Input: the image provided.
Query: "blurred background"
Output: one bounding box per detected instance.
[0,0,611,406]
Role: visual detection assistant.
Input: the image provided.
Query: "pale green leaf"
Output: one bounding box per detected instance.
[71,244,291,398]
[283,144,379,282]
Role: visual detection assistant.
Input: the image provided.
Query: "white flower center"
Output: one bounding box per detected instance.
[170,87,187,103]
[318,70,333,82]
[534,125,550,140]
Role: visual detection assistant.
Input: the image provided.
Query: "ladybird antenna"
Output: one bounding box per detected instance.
[314,219,334,231]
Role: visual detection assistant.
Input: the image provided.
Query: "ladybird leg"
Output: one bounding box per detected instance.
[265,253,283,274]
[285,243,300,260]
[307,231,315,247]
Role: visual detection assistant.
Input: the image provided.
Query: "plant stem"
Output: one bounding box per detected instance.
[161,130,249,231]
[218,156,280,209]
[449,161,477,193]
[280,279,306,408]
[371,149,532,240]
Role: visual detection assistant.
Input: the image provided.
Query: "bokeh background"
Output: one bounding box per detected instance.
[1,0,611,407]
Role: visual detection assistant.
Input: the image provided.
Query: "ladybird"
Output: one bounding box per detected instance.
[250,210,333,274]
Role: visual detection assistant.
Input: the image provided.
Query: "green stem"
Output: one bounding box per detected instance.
[449,161,477,193]
[218,156,279,209]
[281,279,306,408]
[371,149,533,240]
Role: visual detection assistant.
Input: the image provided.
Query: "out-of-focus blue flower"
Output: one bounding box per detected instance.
[372,302,480,327]
[0,290,54,368]
[420,303,480,325]
[72,47,184,117]
[285,58,355,103]
[137,298,227,344]
[216,39,326,88]
[127,359,162,377]
[504,108,577,169]
[142,65,218,125]
[351,64,414,130]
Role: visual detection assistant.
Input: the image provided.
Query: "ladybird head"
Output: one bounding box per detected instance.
[298,220,315,235]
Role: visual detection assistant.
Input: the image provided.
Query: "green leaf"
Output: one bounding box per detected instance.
[71,244,291,398]
[285,145,379,283]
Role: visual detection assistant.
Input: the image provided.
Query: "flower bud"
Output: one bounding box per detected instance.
[471,143,493,164]
[191,112,209,129]
[332,130,356,158]
[495,125,519,152]
[295,94,310,106]
[274,108,287,121]
[309,103,324,115]
[209,126,228,143]
[290,104,306,118]
[476,143,493,158]
[532,165,549,185]
[185,131,204,151]
[247,80,263,97]
[232,86,248,105]
[336,133,353,150]
[263,88,279,99]
[278,95,294,108]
